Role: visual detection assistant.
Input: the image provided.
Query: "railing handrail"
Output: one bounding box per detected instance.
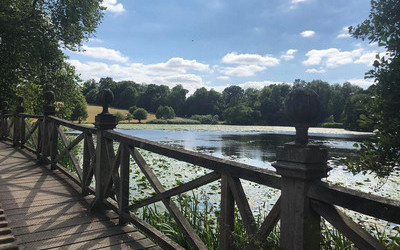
[103,129,282,189]
[48,115,97,134]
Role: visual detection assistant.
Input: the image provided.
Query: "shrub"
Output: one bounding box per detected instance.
[190,114,219,124]
[156,106,176,119]
[114,111,125,122]
[133,108,148,123]
[146,119,200,124]
[320,122,344,128]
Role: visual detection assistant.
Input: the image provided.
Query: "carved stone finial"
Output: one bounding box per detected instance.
[16,96,24,113]
[94,89,117,129]
[44,91,55,106]
[101,89,114,114]
[43,91,56,116]
[284,88,320,145]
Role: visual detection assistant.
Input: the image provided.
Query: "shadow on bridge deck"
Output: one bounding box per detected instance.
[0,142,161,250]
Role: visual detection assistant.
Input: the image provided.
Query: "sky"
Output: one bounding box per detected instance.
[65,0,381,94]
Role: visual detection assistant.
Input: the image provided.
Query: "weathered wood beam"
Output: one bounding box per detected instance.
[129,171,221,210]
[130,147,207,250]
[311,200,386,250]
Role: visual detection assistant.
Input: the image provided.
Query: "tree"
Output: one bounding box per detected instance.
[70,94,88,123]
[0,0,104,116]
[129,106,138,115]
[348,0,400,177]
[222,85,244,108]
[223,104,260,125]
[133,108,148,123]
[114,112,125,123]
[156,106,176,119]
[167,85,188,116]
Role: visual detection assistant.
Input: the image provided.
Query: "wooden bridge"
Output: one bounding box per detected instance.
[0,89,399,249]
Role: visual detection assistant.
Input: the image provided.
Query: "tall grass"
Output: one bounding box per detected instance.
[135,193,400,249]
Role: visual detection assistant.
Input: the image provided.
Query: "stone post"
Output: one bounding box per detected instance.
[13,97,25,146]
[272,88,330,250]
[91,89,117,211]
[41,91,56,164]
[1,101,9,139]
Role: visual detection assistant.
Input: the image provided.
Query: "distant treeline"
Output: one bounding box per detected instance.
[82,77,373,131]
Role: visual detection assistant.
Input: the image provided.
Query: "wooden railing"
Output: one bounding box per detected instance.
[1,90,399,250]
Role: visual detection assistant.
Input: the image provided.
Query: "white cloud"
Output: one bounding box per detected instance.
[217,76,230,81]
[281,49,297,60]
[306,68,326,73]
[354,52,377,66]
[290,0,311,9]
[101,0,125,14]
[218,65,266,77]
[300,30,315,37]
[303,48,370,68]
[219,52,279,77]
[88,38,103,43]
[67,57,210,94]
[221,52,279,66]
[212,80,286,93]
[77,45,129,63]
[337,26,351,38]
[347,78,375,89]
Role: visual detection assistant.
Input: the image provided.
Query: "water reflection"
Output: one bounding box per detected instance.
[118,129,367,169]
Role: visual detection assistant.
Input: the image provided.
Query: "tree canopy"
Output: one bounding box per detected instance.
[0,0,103,117]
[348,0,400,177]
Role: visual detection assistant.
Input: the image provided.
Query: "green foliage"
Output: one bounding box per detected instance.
[320,122,344,128]
[125,113,134,123]
[348,0,400,177]
[147,119,200,124]
[70,94,88,122]
[0,0,104,116]
[113,112,125,122]
[129,106,138,115]
[133,108,148,123]
[155,106,176,119]
[190,115,219,124]
[223,104,261,125]
[343,93,373,131]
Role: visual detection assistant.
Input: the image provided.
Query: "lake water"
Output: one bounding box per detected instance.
[116,124,398,199]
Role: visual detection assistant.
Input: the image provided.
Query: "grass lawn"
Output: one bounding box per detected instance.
[84,105,156,123]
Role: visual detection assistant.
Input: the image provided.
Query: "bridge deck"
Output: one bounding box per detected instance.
[0,142,161,250]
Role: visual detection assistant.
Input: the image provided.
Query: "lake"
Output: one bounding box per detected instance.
[116,124,399,201]
[105,124,398,232]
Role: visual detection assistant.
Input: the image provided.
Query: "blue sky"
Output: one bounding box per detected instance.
[66,0,380,94]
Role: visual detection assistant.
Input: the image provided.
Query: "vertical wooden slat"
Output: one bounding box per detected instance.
[219,174,235,250]
[20,117,25,148]
[50,122,58,170]
[36,118,42,159]
[119,143,130,224]
[13,116,19,146]
[82,133,91,195]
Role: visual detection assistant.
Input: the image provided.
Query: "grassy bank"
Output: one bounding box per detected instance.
[84,105,156,123]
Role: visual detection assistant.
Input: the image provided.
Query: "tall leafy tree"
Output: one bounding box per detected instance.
[348,0,400,177]
[0,0,104,116]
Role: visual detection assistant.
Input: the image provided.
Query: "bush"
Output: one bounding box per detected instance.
[320,122,343,128]
[146,119,200,124]
[133,108,148,123]
[190,114,219,124]
[114,111,125,122]
[155,106,176,119]
[129,105,138,114]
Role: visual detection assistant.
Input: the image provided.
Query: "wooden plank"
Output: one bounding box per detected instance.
[227,175,257,237]
[122,212,185,250]
[131,147,207,250]
[12,210,118,236]
[119,143,130,224]
[219,174,234,250]
[104,130,281,189]
[129,171,220,210]
[308,181,400,224]
[48,115,96,134]
[311,200,385,250]
[246,197,281,250]
[17,225,138,249]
